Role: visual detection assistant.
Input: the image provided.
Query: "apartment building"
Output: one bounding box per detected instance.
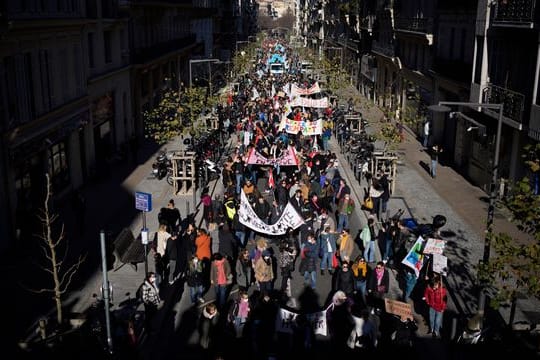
[0,1,97,253]
[301,0,539,191]
[0,0,246,254]
[469,0,540,188]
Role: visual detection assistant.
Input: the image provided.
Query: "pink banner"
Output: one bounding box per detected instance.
[247,146,299,167]
[289,97,329,108]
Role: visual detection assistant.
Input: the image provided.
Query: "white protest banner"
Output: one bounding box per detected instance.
[278,117,323,136]
[423,238,445,255]
[275,308,328,336]
[275,307,298,334]
[401,236,426,278]
[238,191,304,235]
[289,97,329,108]
[307,310,328,336]
[432,253,448,276]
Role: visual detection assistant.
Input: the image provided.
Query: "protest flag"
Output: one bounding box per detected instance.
[268,168,275,189]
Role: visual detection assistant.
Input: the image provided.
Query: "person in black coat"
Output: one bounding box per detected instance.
[379,172,391,215]
[159,199,181,234]
[254,195,271,224]
[218,223,236,261]
[275,179,289,207]
[333,261,355,298]
[367,261,390,309]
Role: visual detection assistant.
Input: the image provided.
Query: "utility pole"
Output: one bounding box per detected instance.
[100,230,113,354]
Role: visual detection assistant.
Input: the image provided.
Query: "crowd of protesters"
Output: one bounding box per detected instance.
[139,38,447,359]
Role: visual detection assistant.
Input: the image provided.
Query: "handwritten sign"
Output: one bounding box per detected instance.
[433,253,448,276]
[423,238,445,255]
[384,298,414,321]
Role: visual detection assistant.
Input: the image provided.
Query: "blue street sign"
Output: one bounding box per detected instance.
[135,191,152,212]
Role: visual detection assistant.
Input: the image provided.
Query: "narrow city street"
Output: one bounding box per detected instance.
[5,2,540,360]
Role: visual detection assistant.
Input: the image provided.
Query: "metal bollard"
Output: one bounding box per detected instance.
[39,318,47,339]
[451,317,457,340]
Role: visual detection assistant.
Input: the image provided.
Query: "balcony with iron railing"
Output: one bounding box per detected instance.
[482,83,525,124]
[372,40,395,58]
[394,17,434,34]
[493,0,538,27]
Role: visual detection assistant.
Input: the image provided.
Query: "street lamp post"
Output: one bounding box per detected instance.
[429,101,504,313]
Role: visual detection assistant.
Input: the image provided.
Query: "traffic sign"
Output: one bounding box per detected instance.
[135,191,152,212]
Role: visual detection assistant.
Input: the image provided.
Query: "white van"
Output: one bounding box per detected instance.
[269,63,285,74]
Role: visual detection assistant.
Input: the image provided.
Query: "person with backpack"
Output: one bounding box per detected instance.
[186,255,205,305]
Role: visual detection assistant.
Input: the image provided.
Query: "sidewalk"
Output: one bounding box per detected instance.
[352,93,540,327]
[13,133,223,352]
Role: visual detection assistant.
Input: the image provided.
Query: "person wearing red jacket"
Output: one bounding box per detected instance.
[424,275,447,338]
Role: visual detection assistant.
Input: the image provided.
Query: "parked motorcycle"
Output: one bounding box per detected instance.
[152,150,172,182]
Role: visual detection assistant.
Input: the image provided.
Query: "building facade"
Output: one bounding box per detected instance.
[299,0,539,193]
[0,0,248,255]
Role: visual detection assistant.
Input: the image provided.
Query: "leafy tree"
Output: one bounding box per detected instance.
[144,86,207,144]
[232,45,255,77]
[321,59,349,95]
[478,143,540,307]
[401,93,426,134]
[21,174,86,326]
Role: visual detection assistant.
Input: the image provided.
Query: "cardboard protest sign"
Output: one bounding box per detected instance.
[384,298,414,321]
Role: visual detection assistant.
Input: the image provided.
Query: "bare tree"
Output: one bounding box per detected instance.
[22,174,86,326]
